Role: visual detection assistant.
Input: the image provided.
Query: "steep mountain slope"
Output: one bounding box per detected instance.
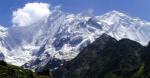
[52,34,150,78]
[0,26,8,61]
[0,10,150,70]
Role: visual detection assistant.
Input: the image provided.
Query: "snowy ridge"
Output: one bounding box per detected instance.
[0,10,150,69]
[95,10,150,45]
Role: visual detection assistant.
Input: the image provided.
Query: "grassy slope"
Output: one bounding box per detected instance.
[0,61,51,78]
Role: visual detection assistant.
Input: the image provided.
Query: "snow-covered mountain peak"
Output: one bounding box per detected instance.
[105,10,127,16]
[96,10,150,27]
[0,25,8,37]
[0,25,7,30]
[95,10,131,26]
[94,11,150,46]
[0,10,150,69]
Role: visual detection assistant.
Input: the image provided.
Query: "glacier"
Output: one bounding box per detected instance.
[0,10,150,69]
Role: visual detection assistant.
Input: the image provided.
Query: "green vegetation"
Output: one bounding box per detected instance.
[132,64,145,78]
[0,61,34,78]
[34,74,50,78]
[0,61,51,78]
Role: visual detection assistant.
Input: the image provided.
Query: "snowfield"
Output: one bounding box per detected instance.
[0,10,150,69]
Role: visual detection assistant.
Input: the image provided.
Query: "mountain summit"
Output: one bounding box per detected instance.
[0,10,150,70]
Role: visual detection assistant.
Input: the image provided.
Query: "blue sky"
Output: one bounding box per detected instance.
[0,0,150,27]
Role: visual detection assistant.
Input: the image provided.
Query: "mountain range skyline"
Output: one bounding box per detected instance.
[1,1,150,27]
[0,1,150,78]
[0,7,150,70]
